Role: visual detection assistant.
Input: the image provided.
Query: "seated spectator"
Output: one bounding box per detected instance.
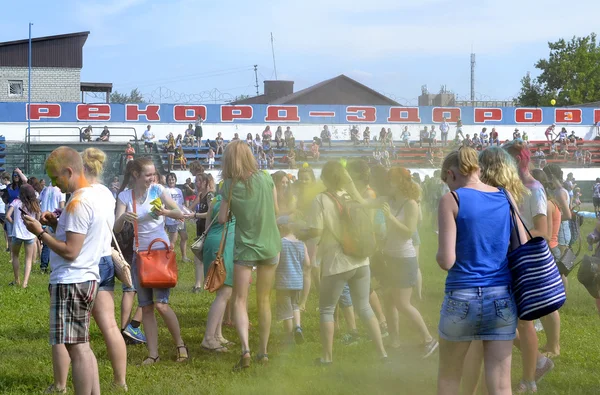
[557,127,568,144]
[258,147,267,169]
[205,139,217,151]
[463,134,472,147]
[184,124,195,145]
[246,133,254,153]
[263,139,271,152]
[568,131,578,148]
[275,126,284,148]
[175,145,187,170]
[584,149,593,166]
[267,148,275,169]
[215,132,225,155]
[363,127,371,146]
[489,127,499,145]
[382,149,391,167]
[472,134,481,147]
[231,133,240,142]
[385,128,394,148]
[321,125,332,148]
[420,126,429,148]
[311,141,320,161]
[560,145,569,161]
[513,128,521,140]
[97,126,110,142]
[263,126,272,142]
[287,148,296,169]
[254,133,262,151]
[81,126,92,142]
[379,127,387,142]
[297,141,308,161]
[549,141,558,158]
[575,148,584,165]
[534,147,547,168]
[426,149,434,166]
[313,136,322,148]
[350,125,360,145]
[285,127,295,149]
[522,131,529,144]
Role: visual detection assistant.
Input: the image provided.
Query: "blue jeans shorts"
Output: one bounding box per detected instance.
[438,286,517,342]
[339,283,353,308]
[558,220,571,246]
[98,255,115,292]
[12,237,35,245]
[132,254,171,307]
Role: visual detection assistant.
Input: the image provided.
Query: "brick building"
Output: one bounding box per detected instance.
[0,31,110,103]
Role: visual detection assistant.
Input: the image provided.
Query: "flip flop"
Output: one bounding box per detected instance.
[201,345,229,353]
[220,340,235,347]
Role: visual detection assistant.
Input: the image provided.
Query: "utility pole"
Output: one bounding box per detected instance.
[270,33,278,80]
[254,65,259,96]
[470,53,476,103]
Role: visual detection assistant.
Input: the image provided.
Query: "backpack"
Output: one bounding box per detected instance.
[324,191,376,259]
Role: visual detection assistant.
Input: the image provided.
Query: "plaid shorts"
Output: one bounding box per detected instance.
[48,281,98,345]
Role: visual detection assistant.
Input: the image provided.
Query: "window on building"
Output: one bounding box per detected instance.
[8,80,24,96]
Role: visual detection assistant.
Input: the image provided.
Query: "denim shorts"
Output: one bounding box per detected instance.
[382,255,419,289]
[339,283,353,307]
[5,220,13,238]
[438,286,517,342]
[166,223,186,234]
[235,255,279,267]
[12,237,35,245]
[558,220,571,246]
[98,255,115,292]
[131,254,171,307]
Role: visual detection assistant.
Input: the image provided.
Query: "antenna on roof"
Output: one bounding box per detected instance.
[271,32,278,80]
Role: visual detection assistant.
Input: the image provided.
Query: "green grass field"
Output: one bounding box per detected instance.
[1,219,600,395]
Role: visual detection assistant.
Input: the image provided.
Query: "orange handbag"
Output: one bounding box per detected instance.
[132,190,178,288]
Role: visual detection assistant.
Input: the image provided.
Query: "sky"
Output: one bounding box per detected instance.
[1,0,599,105]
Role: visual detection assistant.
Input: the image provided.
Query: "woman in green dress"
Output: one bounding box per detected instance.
[200,193,236,352]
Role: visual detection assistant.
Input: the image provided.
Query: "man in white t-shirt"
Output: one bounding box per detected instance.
[23,147,109,394]
[39,183,66,272]
[142,125,155,154]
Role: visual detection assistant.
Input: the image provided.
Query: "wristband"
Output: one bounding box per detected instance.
[37,230,47,241]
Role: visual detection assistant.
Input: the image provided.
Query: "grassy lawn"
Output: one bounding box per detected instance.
[1,219,600,394]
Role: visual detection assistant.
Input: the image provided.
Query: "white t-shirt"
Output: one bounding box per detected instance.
[91,183,116,257]
[9,199,36,240]
[142,130,154,143]
[50,186,114,284]
[118,184,169,251]
[40,186,66,213]
[519,180,547,230]
[164,187,184,226]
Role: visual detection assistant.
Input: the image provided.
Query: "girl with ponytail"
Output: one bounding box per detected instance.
[436,146,519,394]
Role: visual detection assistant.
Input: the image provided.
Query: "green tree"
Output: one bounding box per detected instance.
[110,88,144,103]
[517,33,600,106]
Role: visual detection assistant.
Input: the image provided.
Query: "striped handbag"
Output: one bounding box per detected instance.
[505,191,566,321]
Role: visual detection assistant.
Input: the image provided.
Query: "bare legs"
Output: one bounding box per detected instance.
[194,257,204,290]
[168,230,189,262]
[141,302,186,361]
[391,287,433,343]
[232,261,278,357]
[201,285,233,349]
[66,343,100,395]
[120,291,142,330]
[540,311,561,356]
[11,240,33,287]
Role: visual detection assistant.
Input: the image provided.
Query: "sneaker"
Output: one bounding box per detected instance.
[294,326,305,345]
[342,332,360,345]
[380,322,389,338]
[535,357,554,383]
[122,324,147,344]
[423,339,439,359]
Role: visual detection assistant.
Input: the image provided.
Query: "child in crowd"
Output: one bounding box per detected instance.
[275,216,309,345]
[110,176,120,199]
[124,143,135,163]
[207,148,215,170]
[176,145,187,170]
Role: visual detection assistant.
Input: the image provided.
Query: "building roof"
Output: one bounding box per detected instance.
[0,31,89,68]
[232,74,400,106]
[80,82,113,93]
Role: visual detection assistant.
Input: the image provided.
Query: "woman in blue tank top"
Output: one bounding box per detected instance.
[436,147,517,395]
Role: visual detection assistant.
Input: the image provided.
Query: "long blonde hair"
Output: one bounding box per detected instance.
[478,146,529,204]
[221,140,258,191]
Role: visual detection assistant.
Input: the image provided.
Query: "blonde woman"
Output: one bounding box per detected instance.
[218,140,281,370]
[502,140,556,392]
[437,147,519,395]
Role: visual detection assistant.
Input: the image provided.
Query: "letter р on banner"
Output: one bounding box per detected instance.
[27,104,62,121]
[221,105,253,122]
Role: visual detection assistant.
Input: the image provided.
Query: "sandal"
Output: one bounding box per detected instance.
[255,353,269,364]
[176,345,189,362]
[44,384,67,394]
[233,350,251,371]
[220,339,235,347]
[201,345,229,353]
[141,356,160,366]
